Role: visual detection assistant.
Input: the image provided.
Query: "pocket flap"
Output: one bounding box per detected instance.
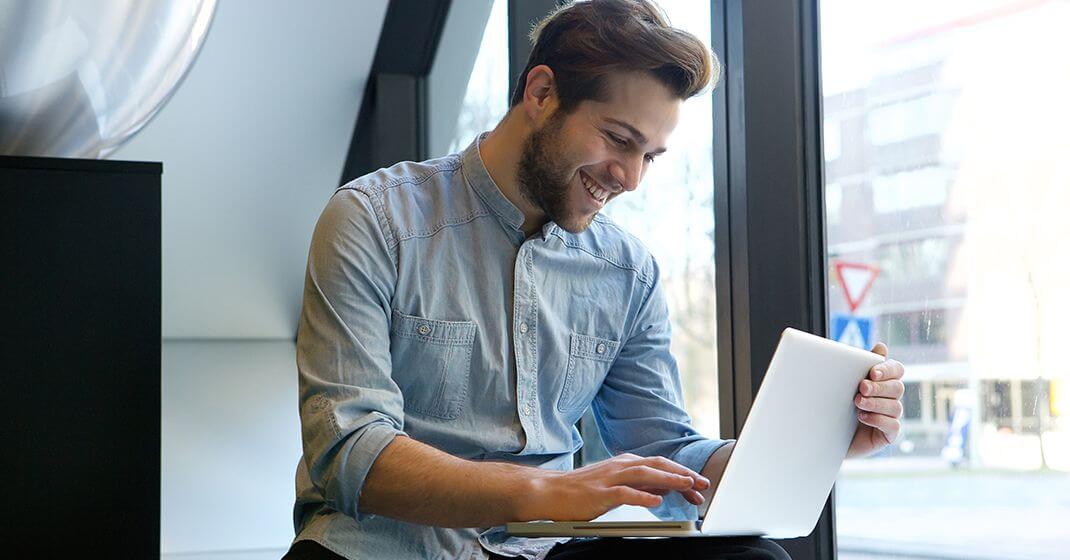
[569,332,620,362]
[391,309,476,344]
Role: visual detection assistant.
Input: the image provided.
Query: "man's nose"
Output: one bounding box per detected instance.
[609,156,642,192]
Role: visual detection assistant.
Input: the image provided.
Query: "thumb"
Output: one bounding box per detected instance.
[870,342,888,357]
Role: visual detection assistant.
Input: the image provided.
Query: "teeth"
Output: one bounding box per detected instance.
[582,174,608,202]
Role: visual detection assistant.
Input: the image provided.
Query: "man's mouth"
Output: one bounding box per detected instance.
[580,171,613,204]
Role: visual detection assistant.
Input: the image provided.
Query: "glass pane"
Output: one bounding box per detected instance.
[597,0,719,446]
[820,1,1070,558]
[447,0,508,155]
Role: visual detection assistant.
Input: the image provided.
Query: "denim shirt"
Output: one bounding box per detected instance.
[292,133,727,560]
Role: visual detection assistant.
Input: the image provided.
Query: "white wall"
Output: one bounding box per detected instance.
[115,0,388,340]
[110,1,389,557]
[161,341,301,556]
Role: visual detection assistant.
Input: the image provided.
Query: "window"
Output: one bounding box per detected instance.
[822,0,1070,558]
[902,381,922,421]
[877,237,952,283]
[601,0,718,441]
[824,120,842,161]
[445,0,507,154]
[825,182,843,225]
[880,310,947,347]
[866,92,955,146]
[426,0,508,158]
[871,166,949,213]
[882,313,913,348]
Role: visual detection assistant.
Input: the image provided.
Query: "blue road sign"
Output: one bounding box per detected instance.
[831,313,873,349]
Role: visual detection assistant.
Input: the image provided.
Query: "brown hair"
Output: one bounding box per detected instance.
[509,0,719,112]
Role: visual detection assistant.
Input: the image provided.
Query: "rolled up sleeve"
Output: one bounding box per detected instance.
[296,188,405,521]
[591,255,728,520]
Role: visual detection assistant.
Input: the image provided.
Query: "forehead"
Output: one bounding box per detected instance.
[579,71,682,144]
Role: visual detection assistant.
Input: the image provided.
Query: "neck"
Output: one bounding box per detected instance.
[479,109,547,237]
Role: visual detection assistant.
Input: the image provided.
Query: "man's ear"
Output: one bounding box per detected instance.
[522,65,558,123]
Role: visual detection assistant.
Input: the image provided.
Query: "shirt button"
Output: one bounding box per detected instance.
[596,343,607,354]
[417,324,431,335]
[519,322,529,334]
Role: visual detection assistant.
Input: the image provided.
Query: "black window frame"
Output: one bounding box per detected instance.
[713,1,832,558]
[340,0,452,184]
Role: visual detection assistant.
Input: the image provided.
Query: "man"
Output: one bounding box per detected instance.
[284,1,906,559]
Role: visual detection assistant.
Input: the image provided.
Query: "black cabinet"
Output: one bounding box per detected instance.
[1,156,161,555]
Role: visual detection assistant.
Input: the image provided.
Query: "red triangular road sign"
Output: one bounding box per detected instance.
[833,261,880,313]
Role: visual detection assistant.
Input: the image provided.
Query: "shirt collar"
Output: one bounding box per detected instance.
[460,132,526,234]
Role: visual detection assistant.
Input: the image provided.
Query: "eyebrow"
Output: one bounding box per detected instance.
[604,118,668,154]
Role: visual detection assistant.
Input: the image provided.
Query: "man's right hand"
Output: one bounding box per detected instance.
[518,453,711,522]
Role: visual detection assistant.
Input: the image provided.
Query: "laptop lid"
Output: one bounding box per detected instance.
[699,327,884,538]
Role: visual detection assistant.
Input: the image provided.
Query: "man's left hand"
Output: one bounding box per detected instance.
[846,342,905,459]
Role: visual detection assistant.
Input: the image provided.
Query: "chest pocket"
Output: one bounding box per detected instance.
[390,309,477,420]
[556,332,620,415]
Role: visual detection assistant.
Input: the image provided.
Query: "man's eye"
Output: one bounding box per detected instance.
[644,154,656,163]
[608,133,628,147]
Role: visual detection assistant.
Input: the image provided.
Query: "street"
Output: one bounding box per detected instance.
[835,463,1070,559]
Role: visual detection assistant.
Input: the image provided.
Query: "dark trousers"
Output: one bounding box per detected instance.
[283,536,791,559]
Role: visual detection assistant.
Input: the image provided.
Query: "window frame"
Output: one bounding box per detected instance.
[340,0,451,184]
[712,1,834,558]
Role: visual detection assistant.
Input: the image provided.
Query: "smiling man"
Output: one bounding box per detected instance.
[285,1,905,559]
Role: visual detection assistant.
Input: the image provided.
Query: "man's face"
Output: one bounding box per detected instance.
[517,71,682,233]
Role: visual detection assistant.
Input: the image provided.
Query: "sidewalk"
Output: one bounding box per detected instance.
[834,466,1070,559]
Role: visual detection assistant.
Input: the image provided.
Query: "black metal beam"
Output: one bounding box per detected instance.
[340,0,452,184]
[508,0,563,104]
[713,0,831,558]
[712,0,741,441]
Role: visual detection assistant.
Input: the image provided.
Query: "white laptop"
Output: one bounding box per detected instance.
[506,327,885,539]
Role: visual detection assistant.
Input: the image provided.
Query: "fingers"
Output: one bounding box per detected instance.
[858,410,901,443]
[681,488,705,505]
[855,393,904,418]
[618,455,711,490]
[632,486,706,505]
[613,465,698,493]
[859,378,904,399]
[868,358,904,382]
[601,455,710,508]
[857,347,906,424]
[609,486,663,509]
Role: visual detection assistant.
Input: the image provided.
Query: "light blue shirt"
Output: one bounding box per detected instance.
[292,133,727,559]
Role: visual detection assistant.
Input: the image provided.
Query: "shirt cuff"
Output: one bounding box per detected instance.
[349,421,406,522]
[650,438,732,521]
[672,437,731,477]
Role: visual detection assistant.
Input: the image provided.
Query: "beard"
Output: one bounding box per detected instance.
[516,113,594,233]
